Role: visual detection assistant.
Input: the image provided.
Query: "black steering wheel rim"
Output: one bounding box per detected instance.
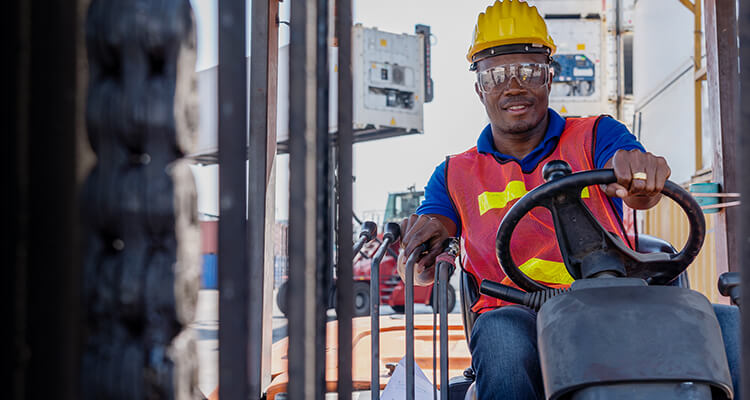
[495,169,706,292]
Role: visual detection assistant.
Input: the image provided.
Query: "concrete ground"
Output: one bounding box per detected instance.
[191,273,461,396]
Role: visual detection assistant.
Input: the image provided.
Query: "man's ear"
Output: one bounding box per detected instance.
[547,70,554,92]
[475,81,485,104]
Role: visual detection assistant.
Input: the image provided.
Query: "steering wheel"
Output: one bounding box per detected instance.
[495,161,705,292]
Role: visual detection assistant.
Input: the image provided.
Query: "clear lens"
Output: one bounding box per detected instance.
[477,63,549,93]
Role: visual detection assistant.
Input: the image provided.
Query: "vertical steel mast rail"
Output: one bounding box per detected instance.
[218,0,249,397]
[315,0,332,397]
[288,0,329,398]
[336,0,355,398]
[738,0,750,395]
[249,0,270,397]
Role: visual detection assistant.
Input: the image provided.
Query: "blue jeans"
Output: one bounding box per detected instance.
[469,304,741,400]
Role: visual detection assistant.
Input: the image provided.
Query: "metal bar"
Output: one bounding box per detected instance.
[705,0,740,274]
[353,236,369,255]
[315,0,331,399]
[739,0,750,396]
[691,193,741,198]
[261,0,281,389]
[438,262,451,400]
[679,0,695,13]
[19,0,79,396]
[615,0,622,120]
[405,246,426,400]
[432,279,438,400]
[248,0,270,396]
[336,0,355,397]
[218,0,248,396]
[288,0,325,397]
[694,0,703,170]
[701,201,742,210]
[695,66,708,81]
[370,237,392,400]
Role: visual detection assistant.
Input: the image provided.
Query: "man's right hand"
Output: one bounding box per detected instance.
[397,214,457,286]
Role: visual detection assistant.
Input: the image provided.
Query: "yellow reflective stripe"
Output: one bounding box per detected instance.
[478,181,591,216]
[478,181,528,215]
[518,258,574,285]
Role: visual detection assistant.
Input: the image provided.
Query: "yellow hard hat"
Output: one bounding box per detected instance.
[467,0,556,66]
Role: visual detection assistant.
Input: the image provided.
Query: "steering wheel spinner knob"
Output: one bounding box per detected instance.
[542,160,573,182]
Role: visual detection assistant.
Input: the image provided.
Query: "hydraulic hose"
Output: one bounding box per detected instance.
[370,222,400,399]
[479,279,569,312]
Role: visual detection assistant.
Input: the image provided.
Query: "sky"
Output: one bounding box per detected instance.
[188,0,532,220]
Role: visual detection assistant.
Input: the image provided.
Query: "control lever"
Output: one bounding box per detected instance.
[369,222,401,400]
[432,238,459,400]
[718,272,741,308]
[404,242,428,400]
[353,221,378,255]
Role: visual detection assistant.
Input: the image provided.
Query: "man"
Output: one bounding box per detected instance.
[398,1,741,399]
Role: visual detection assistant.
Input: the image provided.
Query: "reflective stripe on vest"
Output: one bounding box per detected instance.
[518,257,574,285]
[478,182,590,215]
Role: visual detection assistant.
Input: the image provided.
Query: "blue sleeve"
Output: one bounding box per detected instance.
[594,116,646,216]
[594,116,645,169]
[416,161,461,234]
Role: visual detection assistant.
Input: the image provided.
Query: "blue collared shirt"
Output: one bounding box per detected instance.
[416,109,645,231]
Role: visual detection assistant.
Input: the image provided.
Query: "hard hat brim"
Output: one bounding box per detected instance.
[469,43,552,70]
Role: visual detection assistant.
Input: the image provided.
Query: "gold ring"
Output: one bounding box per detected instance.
[632,172,648,181]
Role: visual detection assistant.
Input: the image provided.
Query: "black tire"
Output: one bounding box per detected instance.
[389,305,405,314]
[430,283,457,313]
[276,281,289,317]
[352,281,371,317]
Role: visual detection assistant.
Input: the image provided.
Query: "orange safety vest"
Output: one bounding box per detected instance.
[446,116,633,313]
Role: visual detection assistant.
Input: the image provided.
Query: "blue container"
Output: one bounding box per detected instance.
[689,182,720,214]
[202,253,218,289]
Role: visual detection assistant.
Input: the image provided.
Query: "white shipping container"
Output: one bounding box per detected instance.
[351,25,425,132]
[188,25,427,159]
[546,17,606,117]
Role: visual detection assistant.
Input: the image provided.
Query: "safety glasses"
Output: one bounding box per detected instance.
[476,63,551,94]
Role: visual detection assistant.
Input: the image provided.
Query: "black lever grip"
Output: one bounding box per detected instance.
[718,272,741,307]
[359,221,378,241]
[353,221,378,256]
[383,222,401,242]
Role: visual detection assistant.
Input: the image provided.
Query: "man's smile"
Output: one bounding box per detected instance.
[500,99,534,115]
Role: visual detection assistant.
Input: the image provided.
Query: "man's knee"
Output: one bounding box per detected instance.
[470,306,538,357]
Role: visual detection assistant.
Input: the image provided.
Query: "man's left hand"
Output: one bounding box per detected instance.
[601,149,671,210]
